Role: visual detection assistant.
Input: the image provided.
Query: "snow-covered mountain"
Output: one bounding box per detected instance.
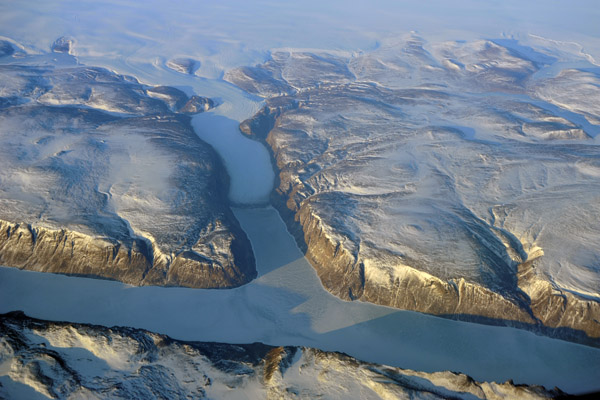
[0,311,562,399]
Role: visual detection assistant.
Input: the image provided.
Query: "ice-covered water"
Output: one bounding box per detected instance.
[192,112,274,204]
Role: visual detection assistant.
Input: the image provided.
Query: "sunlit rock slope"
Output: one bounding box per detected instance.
[0,311,562,399]
[0,39,255,288]
[226,34,600,344]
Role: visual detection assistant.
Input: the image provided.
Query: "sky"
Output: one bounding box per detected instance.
[1,0,598,77]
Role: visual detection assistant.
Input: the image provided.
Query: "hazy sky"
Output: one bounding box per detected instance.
[1,1,598,74]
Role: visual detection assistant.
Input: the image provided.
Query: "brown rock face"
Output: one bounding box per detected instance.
[0,218,253,289]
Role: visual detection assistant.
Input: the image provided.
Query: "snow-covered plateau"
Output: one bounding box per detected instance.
[227,34,600,344]
[0,44,255,288]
